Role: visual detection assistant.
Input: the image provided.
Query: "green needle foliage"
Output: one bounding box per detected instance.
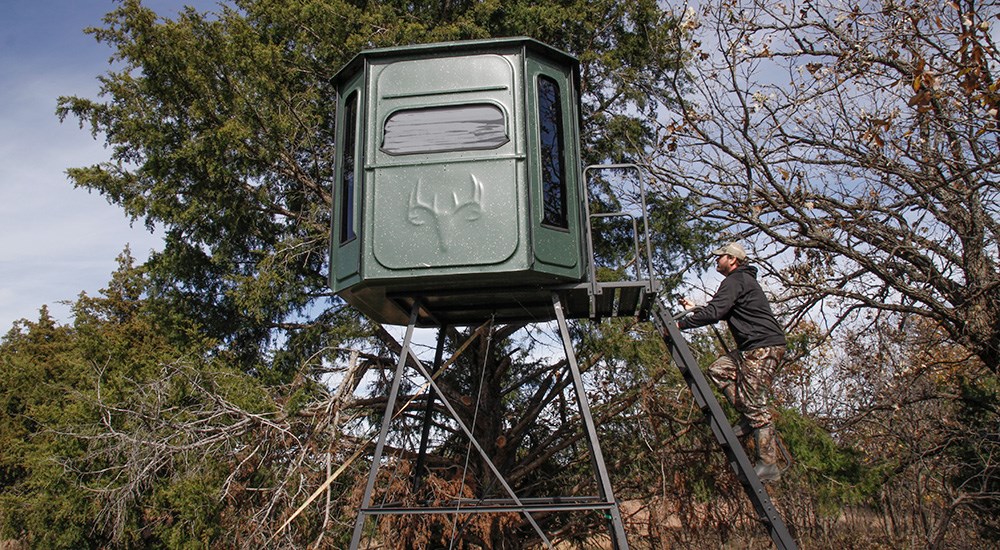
[0,252,274,548]
[38,1,705,547]
[5,0,990,547]
[56,0,690,376]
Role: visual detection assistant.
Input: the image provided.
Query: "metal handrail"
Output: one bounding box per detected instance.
[588,212,642,282]
[581,163,659,296]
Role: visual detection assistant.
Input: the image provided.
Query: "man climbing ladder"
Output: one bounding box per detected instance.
[674,242,787,482]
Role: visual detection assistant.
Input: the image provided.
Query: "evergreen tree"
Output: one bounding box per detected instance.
[49,1,704,547]
[0,252,277,547]
[57,0,691,374]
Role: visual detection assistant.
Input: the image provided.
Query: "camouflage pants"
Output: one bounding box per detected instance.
[706,345,785,429]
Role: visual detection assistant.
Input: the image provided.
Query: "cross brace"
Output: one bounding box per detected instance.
[348,296,630,549]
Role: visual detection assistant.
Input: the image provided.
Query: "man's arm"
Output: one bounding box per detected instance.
[678,276,741,330]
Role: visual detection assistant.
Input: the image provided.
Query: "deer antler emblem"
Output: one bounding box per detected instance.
[408,175,484,252]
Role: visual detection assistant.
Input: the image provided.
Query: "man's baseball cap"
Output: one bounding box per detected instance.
[711,242,747,261]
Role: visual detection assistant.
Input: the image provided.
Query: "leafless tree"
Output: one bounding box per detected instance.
[829,317,1000,547]
[649,0,1000,371]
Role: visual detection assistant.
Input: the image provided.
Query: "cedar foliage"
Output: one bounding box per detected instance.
[31,0,705,547]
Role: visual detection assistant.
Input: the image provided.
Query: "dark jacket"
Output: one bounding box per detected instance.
[678,264,786,352]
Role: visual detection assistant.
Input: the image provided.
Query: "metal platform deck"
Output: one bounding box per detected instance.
[387,280,657,327]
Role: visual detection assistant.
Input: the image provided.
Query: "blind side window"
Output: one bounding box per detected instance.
[340,91,359,244]
[538,75,568,229]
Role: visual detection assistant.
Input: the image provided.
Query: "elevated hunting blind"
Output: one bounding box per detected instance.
[329,38,799,550]
[328,37,618,326]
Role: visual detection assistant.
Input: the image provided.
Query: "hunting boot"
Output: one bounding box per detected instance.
[753,424,781,482]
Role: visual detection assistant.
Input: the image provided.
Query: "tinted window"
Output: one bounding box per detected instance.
[382,104,508,155]
[538,76,568,229]
[340,91,358,244]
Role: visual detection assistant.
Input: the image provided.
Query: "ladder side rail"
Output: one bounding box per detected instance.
[651,302,798,550]
[651,304,754,476]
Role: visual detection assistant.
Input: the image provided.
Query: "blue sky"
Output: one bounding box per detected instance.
[0,1,213,330]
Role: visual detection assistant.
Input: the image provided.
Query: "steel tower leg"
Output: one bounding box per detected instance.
[412,325,448,492]
[552,294,631,550]
[349,303,420,549]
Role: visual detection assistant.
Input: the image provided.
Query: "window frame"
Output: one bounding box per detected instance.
[339,90,360,245]
[379,102,510,156]
[537,74,569,230]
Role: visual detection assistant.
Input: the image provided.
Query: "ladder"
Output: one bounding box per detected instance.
[651,300,798,550]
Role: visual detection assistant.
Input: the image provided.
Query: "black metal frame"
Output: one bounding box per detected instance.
[346,162,798,549]
[581,163,660,299]
[349,296,630,549]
